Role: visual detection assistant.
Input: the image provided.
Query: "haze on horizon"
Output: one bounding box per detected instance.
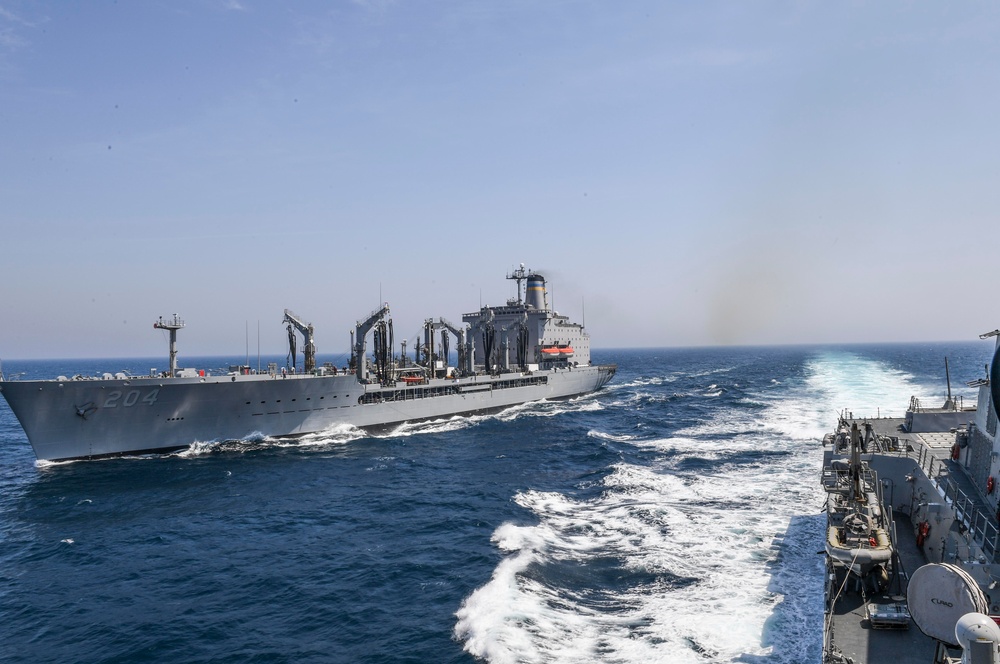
[1,2,998,360]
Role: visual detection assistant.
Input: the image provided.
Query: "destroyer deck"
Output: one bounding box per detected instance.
[824,415,979,663]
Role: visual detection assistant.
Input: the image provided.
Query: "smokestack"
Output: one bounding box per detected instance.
[525,274,548,310]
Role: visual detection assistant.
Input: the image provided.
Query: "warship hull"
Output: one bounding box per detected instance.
[1,364,615,462]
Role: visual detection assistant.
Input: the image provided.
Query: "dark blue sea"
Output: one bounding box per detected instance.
[0,343,993,663]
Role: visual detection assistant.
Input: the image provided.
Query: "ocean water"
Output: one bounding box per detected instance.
[0,343,992,663]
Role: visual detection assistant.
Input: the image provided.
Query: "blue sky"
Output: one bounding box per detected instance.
[2,1,998,358]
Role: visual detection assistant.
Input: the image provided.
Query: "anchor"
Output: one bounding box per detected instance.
[75,402,97,420]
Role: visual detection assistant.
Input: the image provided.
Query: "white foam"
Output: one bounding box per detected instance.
[455,461,811,662]
[586,430,637,443]
[174,422,366,457]
[455,350,930,662]
[610,375,678,390]
[802,350,938,420]
[604,391,671,409]
[174,440,225,457]
[35,458,77,469]
[686,366,736,378]
[367,396,606,440]
[504,401,604,422]
[291,422,367,447]
[383,415,479,437]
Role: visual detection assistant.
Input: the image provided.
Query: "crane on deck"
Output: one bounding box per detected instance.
[283,309,317,373]
[436,317,470,376]
[499,313,529,373]
[468,307,496,375]
[353,303,390,382]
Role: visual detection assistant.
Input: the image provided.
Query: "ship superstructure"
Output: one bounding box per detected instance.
[461,266,590,374]
[0,267,616,462]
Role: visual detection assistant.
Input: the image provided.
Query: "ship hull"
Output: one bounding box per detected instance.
[0,364,616,461]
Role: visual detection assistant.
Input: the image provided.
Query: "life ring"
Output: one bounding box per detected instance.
[916,521,930,546]
[989,477,996,495]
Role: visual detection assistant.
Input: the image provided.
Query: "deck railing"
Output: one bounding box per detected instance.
[903,439,1000,561]
[908,395,966,412]
[944,476,1000,560]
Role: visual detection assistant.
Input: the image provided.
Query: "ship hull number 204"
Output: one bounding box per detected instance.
[103,389,160,408]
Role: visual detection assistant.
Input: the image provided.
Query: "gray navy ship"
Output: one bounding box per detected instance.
[0,267,616,462]
[821,332,1000,663]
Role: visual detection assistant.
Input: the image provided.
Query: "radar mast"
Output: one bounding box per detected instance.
[154,314,185,377]
[506,263,530,305]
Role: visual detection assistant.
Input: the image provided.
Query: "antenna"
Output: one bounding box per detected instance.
[944,357,954,409]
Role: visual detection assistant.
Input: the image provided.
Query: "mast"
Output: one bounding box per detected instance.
[153,314,185,378]
[506,263,529,305]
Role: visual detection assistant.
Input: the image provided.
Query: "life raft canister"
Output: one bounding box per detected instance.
[916,521,931,546]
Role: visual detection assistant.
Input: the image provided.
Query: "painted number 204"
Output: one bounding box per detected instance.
[103,389,159,408]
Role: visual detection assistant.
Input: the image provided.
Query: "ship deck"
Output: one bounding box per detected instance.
[825,511,938,663]
[824,416,974,663]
